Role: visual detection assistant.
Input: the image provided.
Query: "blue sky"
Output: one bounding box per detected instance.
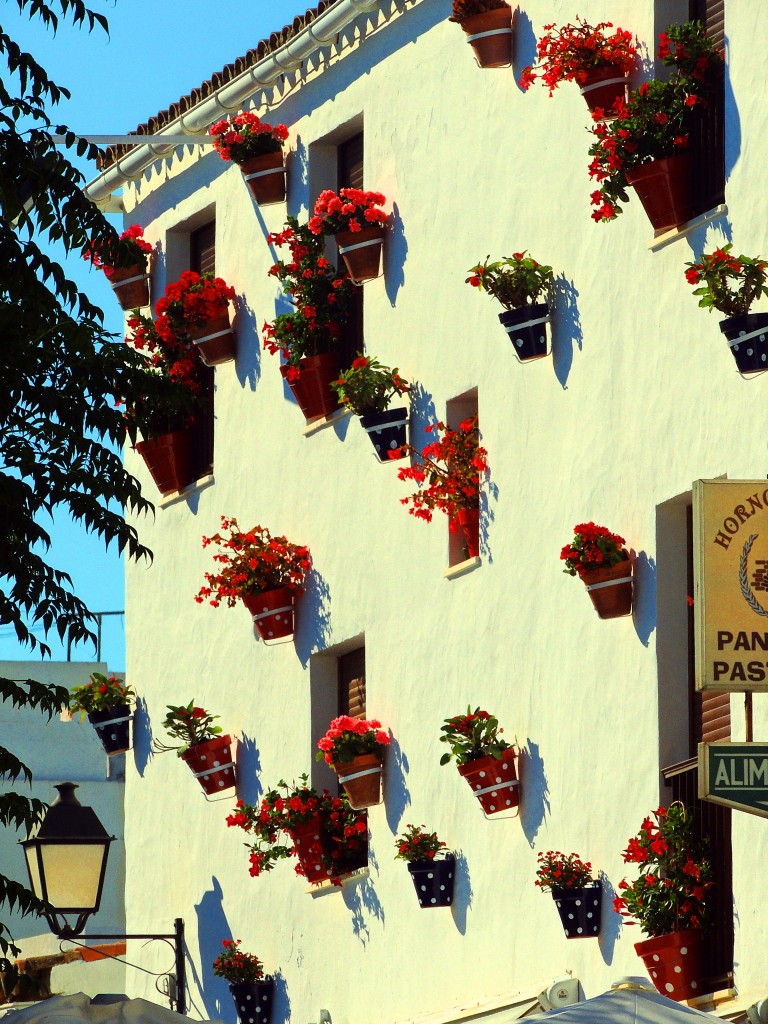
[0,0,305,670]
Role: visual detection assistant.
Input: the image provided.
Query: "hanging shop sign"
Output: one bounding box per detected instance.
[693,479,768,692]
[698,742,768,819]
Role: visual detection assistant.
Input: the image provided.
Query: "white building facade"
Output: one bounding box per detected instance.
[85,1,768,1022]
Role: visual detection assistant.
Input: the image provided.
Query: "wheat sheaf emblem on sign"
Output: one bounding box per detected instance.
[739,534,768,617]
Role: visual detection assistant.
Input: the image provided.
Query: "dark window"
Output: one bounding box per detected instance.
[688,0,725,214]
[338,647,366,720]
[337,133,364,369]
[188,222,215,479]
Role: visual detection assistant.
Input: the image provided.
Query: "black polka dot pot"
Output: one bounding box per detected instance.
[498,302,550,362]
[229,979,274,1024]
[407,854,455,908]
[551,883,602,938]
[634,928,703,1002]
[88,705,132,756]
[719,312,768,377]
[359,407,408,462]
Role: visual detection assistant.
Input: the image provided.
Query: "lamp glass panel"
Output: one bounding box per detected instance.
[39,843,107,909]
[24,846,43,900]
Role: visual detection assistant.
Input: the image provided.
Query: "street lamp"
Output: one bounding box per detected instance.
[21,782,114,938]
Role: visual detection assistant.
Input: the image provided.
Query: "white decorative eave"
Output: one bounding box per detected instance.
[84,0,382,209]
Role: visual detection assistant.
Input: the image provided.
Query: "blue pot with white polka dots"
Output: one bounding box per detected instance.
[551,883,602,938]
[230,979,274,1024]
[407,854,455,908]
[719,312,768,376]
[359,407,408,461]
[498,302,551,362]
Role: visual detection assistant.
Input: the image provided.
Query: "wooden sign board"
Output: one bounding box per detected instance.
[699,742,768,818]
[693,479,768,692]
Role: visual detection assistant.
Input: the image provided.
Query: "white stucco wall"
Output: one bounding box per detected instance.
[115,1,768,1021]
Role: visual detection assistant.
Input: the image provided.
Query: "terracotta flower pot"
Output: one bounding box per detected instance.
[719,312,768,377]
[134,428,194,497]
[457,6,513,68]
[186,312,236,366]
[289,814,331,883]
[580,554,632,619]
[87,705,132,756]
[634,929,704,1002]
[359,407,408,461]
[180,735,236,795]
[578,66,628,116]
[625,153,694,231]
[230,980,274,1024]
[109,262,150,311]
[551,883,602,938]
[335,226,384,283]
[332,753,383,809]
[456,507,480,558]
[281,353,340,421]
[238,151,286,206]
[498,302,550,362]
[457,748,519,814]
[408,855,455,908]
[241,586,298,642]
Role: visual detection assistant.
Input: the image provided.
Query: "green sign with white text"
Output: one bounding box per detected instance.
[699,742,768,819]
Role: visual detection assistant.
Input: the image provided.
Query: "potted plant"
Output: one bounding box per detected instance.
[227,775,368,885]
[448,0,512,69]
[331,356,410,460]
[308,188,388,283]
[520,18,637,116]
[560,521,633,619]
[156,270,237,366]
[315,716,390,809]
[685,245,768,376]
[265,218,353,420]
[588,22,723,229]
[535,850,602,939]
[212,940,274,1024]
[124,312,202,497]
[396,418,488,557]
[69,672,136,756]
[209,111,289,206]
[439,707,518,815]
[83,224,152,310]
[395,824,455,908]
[195,517,310,642]
[157,701,236,796]
[467,252,554,361]
[613,804,713,1002]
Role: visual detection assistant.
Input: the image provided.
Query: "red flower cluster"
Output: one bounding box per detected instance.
[316,715,390,766]
[211,939,265,984]
[394,824,447,864]
[396,418,488,525]
[534,850,595,893]
[195,516,310,608]
[125,313,200,393]
[520,18,636,97]
[560,521,627,578]
[209,110,288,164]
[156,270,236,329]
[83,223,152,278]
[309,188,388,236]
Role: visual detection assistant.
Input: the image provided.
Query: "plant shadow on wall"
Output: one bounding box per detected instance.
[384,735,411,834]
[343,876,385,946]
[407,382,437,454]
[384,202,407,308]
[295,567,332,668]
[451,851,472,935]
[513,9,536,90]
[233,292,261,392]
[519,740,550,847]
[132,696,152,778]
[550,274,583,390]
[480,471,498,564]
[236,734,263,806]
[192,877,234,1023]
[597,871,620,965]
[632,550,656,647]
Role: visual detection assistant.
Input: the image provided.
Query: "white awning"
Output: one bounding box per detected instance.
[0,993,221,1024]
[399,988,544,1024]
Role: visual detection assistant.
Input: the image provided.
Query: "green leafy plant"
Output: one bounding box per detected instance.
[535,851,595,893]
[211,940,266,984]
[439,707,512,766]
[685,245,768,317]
[331,356,409,415]
[69,672,135,718]
[613,804,713,937]
[394,824,448,863]
[158,702,223,756]
[467,252,553,310]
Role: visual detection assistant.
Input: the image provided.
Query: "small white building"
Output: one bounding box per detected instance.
[84,1,768,1022]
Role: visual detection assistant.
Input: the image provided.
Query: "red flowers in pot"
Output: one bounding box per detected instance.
[69,672,136,756]
[316,715,390,809]
[210,111,289,206]
[439,707,519,815]
[156,270,237,366]
[467,252,553,361]
[196,517,310,642]
[158,701,236,796]
[212,940,274,1024]
[83,224,152,310]
[448,0,513,69]
[535,851,602,938]
[395,825,455,908]
[331,356,410,461]
[561,521,633,619]
[309,188,388,283]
